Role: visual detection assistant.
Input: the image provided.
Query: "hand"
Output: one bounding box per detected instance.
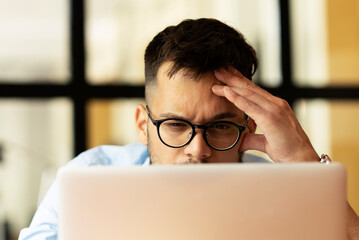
[212,66,319,163]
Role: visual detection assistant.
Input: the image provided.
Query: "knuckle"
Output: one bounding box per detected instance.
[244,88,255,97]
[236,70,245,79]
[226,76,237,86]
[242,99,253,110]
[272,97,291,113]
[231,93,241,103]
[277,98,290,108]
[242,81,254,90]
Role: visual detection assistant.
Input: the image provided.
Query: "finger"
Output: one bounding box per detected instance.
[214,67,274,101]
[239,133,267,153]
[226,66,257,81]
[214,67,254,89]
[212,84,226,97]
[212,85,267,123]
[214,85,275,111]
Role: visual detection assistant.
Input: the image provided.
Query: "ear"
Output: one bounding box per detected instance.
[135,104,148,145]
[246,118,256,134]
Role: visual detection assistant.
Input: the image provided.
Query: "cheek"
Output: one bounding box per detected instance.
[148,126,169,151]
[148,128,182,164]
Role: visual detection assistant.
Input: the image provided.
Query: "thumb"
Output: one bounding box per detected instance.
[239,133,267,153]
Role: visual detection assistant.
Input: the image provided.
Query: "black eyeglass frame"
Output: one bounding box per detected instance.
[146,106,249,151]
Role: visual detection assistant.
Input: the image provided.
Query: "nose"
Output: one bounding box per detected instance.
[183,130,212,163]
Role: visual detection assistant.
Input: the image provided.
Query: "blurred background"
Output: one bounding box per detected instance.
[0,0,358,239]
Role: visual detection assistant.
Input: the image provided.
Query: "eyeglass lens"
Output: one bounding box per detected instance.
[158,119,240,150]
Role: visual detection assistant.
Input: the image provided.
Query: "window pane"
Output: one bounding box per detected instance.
[291,0,359,86]
[86,0,280,87]
[87,98,145,148]
[0,0,69,83]
[0,98,73,236]
[294,99,359,214]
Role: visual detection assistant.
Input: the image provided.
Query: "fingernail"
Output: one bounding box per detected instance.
[212,85,223,91]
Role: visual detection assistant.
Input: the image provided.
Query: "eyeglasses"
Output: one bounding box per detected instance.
[146,106,248,151]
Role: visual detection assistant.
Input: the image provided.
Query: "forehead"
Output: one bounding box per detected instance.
[150,62,245,122]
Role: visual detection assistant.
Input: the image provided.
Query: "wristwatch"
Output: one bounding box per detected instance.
[319,154,332,164]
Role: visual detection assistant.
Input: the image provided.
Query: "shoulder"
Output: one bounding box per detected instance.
[66,143,150,167]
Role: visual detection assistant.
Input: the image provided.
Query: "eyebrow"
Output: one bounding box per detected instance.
[209,112,240,122]
[159,112,243,122]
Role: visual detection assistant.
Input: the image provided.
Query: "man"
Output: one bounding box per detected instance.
[19,18,359,239]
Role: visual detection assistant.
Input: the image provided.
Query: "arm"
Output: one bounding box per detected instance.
[212,66,359,239]
[18,181,59,240]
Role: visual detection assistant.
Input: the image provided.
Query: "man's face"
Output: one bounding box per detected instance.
[136,62,252,164]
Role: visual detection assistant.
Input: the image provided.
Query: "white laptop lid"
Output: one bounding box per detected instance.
[58,163,347,240]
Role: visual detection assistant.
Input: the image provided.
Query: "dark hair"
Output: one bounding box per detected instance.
[144,18,258,90]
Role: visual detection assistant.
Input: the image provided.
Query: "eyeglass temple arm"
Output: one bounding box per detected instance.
[244,115,249,127]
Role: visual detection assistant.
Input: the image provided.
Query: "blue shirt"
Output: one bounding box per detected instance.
[18,143,268,240]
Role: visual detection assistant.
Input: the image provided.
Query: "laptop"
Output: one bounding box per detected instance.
[58,163,347,240]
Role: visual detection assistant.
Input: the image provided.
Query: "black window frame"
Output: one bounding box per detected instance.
[0,0,358,157]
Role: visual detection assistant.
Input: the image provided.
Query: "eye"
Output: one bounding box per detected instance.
[212,123,229,129]
[208,122,237,136]
[161,120,190,131]
[166,122,187,127]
